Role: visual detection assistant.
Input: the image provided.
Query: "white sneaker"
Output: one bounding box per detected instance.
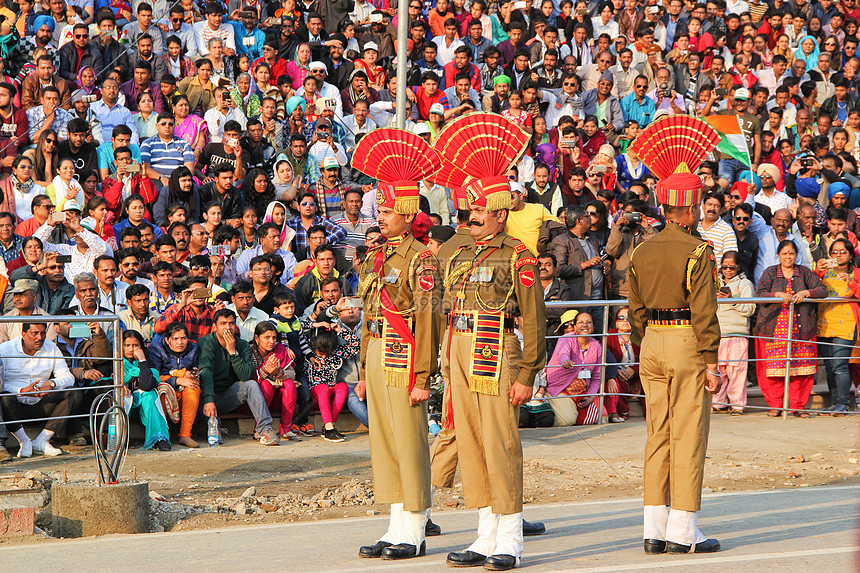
[17,440,32,458]
[32,440,63,456]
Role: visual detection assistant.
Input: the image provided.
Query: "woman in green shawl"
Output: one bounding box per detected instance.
[122,330,171,451]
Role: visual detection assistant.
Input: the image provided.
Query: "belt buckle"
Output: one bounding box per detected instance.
[454,315,469,331]
[369,320,379,335]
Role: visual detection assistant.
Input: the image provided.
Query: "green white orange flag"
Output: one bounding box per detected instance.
[703,115,751,166]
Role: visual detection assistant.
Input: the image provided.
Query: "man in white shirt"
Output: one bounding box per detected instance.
[0,322,77,457]
[235,222,298,284]
[204,86,247,143]
[755,54,788,98]
[35,209,109,284]
[754,163,793,214]
[94,254,128,313]
[433,18,464,66]
[193,3,236,58]
[697,191,738,265]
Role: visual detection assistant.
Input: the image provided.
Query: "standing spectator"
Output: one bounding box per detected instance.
[538,252,571,350]
[551,205,606,327]
[730,202,760,282]
[754,240,827,417]
[198,308,279,446]
[605,203,655,298]
[0,322,77,457]
[814,238,860,416]
[35,209,108,283]
[714,251,756,415]
[697,190,739,265]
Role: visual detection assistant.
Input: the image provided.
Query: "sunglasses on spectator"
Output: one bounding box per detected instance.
[121,261,140,267]
[300,201,316,206]
[45,138,56,144]
[172,17,182,22]
[616,315,629,321]
[830,249,849,255]
[587,211,598,217]
[159,121,175,126]
[75,34,88,39]
[730,194,742,199]
[734,216,750,221]
[721,265,739,270]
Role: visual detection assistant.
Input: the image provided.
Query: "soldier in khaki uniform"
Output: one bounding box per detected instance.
[439,176,546,571]
[627,170,723,554]
[354,137,441,561]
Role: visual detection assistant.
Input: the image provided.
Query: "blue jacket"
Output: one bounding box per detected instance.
[148,337,200,389]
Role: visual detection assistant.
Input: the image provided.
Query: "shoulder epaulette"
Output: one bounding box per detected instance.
[691,242,710,259]
[513,242,528,254]
[419,249,433,258]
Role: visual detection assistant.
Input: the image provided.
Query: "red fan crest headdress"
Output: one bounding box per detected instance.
[433,113,530,211]
[629,115,721,207]
[352,128,442,215]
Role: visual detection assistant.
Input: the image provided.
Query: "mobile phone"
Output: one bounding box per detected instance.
[559,139,575,148]
[719,286,731,295]
[369,12,383,22]
[125,163,141,173]
[345,297,363,308]
[52,212,66,223]
[192,287,211,300]
[624,212,641,223]
[56,254,72,264]
[716,88,728,97]
[226,137,239,147]
[213,245,231,256]
[82,94,97,103]
[648,6,659,13]
[592,164,607,173]
[514,1,528,9]
[69,322,92,339]
[238,9,255,18]
[800,158,814,167]
[600,252,611,262]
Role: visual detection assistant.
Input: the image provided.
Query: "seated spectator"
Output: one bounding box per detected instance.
[606,306,641,422]
[295,246,352,315]
[21,55,72,111]
[0,322,77,457]
[93,254,126,313]
[177,58,218,115]
[28,85,71,147]
[196,163,244,224]
[148,261,177,315]
[204,86,247,143]
[199,308,279,446]
[112,194,163,242]
[118,283,158,342]
[121,59,165,114]
[102,146,157,223]
[187,254,227,301]
[0,82,31,150]
[235,222,298,285]
[0,210,23,264]
[97,125,142,181]
[91,78,139,146]
[714,251,756,415]
[6,236,43,274]
[35,207,108,283]
[115,248,155,290]
[154,275,220,342]
[153,166,199,225]
[697,190,738,265]
[0,278,57,342]
[7,252,75,315]
[754,240,827,417]
[251,321,298,441]
[149,322,202,448]
[227,280,269,341]
[121,329,171,451]
[44,157,84,212]
[730,202,760,281]
[2,159,45,227]
[544,310,608,425]
[66,271,115,340]
[302,317,359,442]
[247,254,287,315]
[141,111,196,189]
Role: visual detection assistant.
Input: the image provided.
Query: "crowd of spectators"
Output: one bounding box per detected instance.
[0,0,857,460]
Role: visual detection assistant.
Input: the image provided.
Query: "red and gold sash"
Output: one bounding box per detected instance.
[373,248,417,391]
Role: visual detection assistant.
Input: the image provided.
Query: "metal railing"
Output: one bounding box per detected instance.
[0,314,123,432]
[542,297,860,423]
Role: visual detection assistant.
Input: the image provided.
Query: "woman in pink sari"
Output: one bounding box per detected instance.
[172,94,207,158]
[545,310,606,425]
[285,43,312,90]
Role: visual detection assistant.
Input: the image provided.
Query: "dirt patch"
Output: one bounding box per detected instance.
[0,415,857,539]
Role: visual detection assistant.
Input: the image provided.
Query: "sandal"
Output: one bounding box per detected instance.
[712,407,728,414]
[730,410,743,416]
[793,411,811,418]
[157,383,180,424]
[281,431,302,442]
[767,410,780,417]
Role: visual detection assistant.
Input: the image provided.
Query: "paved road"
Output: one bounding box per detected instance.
[2,485,856,572]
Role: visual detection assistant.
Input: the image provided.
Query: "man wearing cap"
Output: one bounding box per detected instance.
[356,176,440,561]
[308,117,348,176]
[438,176,545,570]
[582,70,624,140]
[0,278,58,343]
[324,33,355,91]
[483,74,511,114]
[304,99,346,146]
[627,171,722,555]
[308,156,347,220]
[703,87,761,185]
[193,3,236,58]
[354,41,387,90]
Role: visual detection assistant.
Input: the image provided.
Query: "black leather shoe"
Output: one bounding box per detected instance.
[381,541,425,560]
[156,440,171,451]
[446,550,487,567]
[358,541,392,558]
[643,539,667,554]
[426,518,442,536]
[666,538,721,554]
[523,519,545,536]
[483,554,519,571]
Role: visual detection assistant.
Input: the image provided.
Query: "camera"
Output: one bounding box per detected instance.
[81,94,97,103]
[125,163,141,173]
[559,139,575,148]
[238,9,255,18]
[661,90,672,98]
[624,212,642,224]
[800,158,814,167]
[268,17,282,26]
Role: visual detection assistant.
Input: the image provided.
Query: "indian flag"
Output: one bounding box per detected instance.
[703,115,751,166]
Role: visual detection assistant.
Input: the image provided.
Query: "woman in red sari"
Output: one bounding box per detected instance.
[754,240,827,417]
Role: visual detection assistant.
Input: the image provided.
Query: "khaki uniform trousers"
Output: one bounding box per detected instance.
[441,329,523,514]
[639,325,712,512]
[430,379,458,488]
[366,337,431,512]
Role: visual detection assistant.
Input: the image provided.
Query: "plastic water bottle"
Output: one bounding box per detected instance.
[207,416,220,447]
[106,412,117,453]
[428,419,441,437]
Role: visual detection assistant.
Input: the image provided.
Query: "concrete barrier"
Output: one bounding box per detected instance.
[52,481,149,538]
